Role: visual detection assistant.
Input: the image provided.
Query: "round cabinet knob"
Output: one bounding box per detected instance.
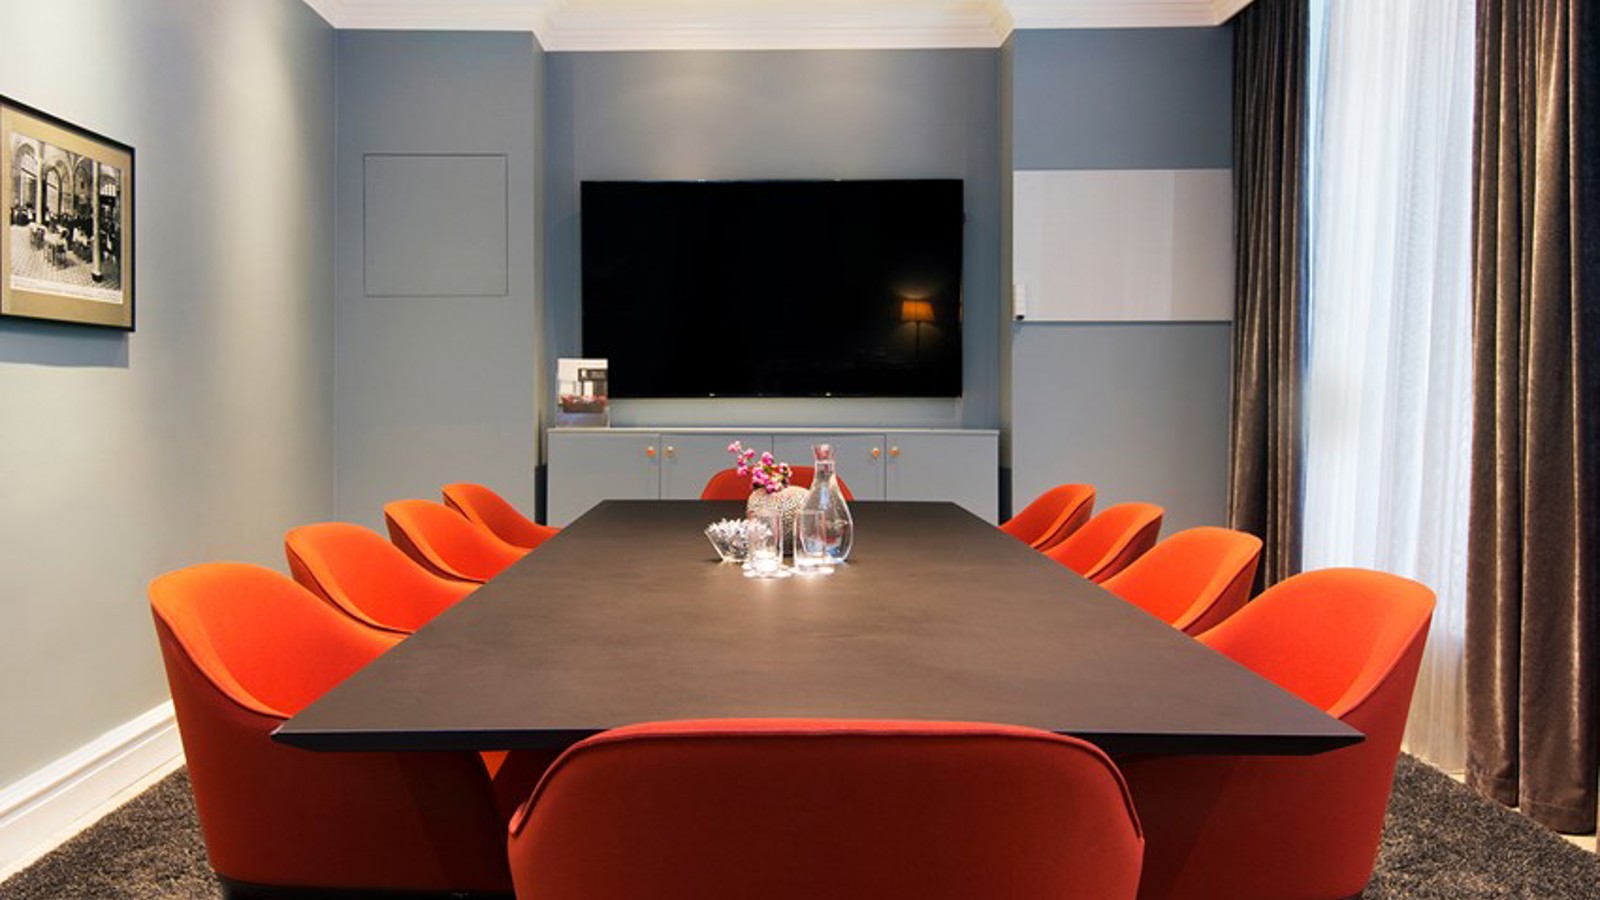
[889,446,901,458]
[665,445,677,458]
[871,447,882,460]
[645,446,657,458]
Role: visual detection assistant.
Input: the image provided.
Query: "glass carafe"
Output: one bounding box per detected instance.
[800,443,854,563]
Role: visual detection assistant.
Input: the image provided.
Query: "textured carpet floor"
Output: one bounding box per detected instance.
[4,756,1599,898]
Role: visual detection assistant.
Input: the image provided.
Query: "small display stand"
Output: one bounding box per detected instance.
[556,358,610,427]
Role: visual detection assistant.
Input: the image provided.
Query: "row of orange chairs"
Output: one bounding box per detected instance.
[151,482,1435,900]
[1002,483,1263,635]
[151,482,565,897]
[999,483,1436,900]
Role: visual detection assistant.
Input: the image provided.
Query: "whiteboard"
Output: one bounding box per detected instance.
[1012,169,1234,322]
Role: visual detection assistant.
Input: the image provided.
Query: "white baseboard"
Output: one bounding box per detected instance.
[0,701,184,880]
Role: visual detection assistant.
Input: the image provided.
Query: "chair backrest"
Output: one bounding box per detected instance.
[442,483,558,551]
[149,562,399,718]
[286,522,474,634]
[1045,502,1165,583]
[999,484,1096,550]
[1101,527,1262,635]
[384,499,526,583]
[700,466,856,501]
[507,719,1144,900]
[149,563,513,894]
[1199,568,1436,717]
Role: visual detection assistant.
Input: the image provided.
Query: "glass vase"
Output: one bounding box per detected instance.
[800,443,854,563]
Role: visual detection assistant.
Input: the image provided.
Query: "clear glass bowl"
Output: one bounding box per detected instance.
[704,519,750,564]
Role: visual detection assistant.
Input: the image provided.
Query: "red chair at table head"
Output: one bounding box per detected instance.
[507,718,1144,900]
[148,562,512,895]
[700,466,855,501]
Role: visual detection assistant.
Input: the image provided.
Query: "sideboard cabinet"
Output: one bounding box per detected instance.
[547,428,999,526]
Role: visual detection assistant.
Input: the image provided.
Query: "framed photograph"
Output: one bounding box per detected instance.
[556,358,609,427]
[1,97,134,330]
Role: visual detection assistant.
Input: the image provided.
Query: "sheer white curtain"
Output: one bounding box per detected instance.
[1302,0,1475,772]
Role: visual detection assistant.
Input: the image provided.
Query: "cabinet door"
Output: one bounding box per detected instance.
[774,434,886,500]
[885,433,999,522]
[547,432,661,526]
[660,434,772,500]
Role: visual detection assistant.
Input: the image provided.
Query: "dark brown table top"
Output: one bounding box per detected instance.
[275,500,1360,756]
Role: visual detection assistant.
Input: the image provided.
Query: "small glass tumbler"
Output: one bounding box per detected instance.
[743,510,786,578]
[794,509,834,574]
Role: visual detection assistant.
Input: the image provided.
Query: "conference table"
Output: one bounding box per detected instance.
[275,500,1360,756]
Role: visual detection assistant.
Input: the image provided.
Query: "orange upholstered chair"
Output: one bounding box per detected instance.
[149,563,513,896]
[700,466,855,501]
[1045,502,1165,583]
[384,499,526,584]
[1101,527,1262,636]
[285,522,474,634]
[442,482,559,551]
[1118,568,1435,900]
[999,484,1096,550]
[507,719,1144,900]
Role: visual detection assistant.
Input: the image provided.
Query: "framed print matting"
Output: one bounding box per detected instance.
[1,97,134,330]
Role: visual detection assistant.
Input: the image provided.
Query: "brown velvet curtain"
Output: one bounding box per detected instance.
[1227,0,1308,590]
[1465,0,1600,833]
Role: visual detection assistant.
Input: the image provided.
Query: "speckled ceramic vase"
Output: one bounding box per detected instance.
[746,485,808,549]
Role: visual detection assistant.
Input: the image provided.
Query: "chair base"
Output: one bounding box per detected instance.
[220,876,513,900]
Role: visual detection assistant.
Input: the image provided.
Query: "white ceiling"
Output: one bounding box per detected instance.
[299,0,1256,51]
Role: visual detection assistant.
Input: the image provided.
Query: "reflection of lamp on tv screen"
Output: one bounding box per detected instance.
[581,179,964,399]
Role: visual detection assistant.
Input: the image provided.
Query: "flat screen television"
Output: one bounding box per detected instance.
[581,179,964,399]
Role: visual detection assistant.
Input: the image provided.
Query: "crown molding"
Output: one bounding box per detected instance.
[540,5,1010,52]
[300,1,1254,50]
[298,0,344,25]
[305,0,554,33]
[1210,0,1255,23]
[1006,1,1215,30]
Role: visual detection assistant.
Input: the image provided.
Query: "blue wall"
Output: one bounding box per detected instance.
[1005,28,1235,532]
[334,31,544,530]
[0,0,335,787]
[542,49,1002,432]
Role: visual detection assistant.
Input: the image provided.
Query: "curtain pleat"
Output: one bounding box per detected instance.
[1228,0,1310,590]
[1465,0,1600,834]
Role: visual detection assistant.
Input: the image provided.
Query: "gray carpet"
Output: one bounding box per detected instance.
[3,756,1598,899]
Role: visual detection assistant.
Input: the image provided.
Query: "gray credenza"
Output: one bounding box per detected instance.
[546,427,999,526]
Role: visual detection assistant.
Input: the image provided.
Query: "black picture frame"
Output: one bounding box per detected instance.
[0,95,135,331]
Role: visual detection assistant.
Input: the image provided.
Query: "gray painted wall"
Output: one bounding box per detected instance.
[1011,29,1232,170]
[0,0,334,786]
[542,49,1001,432]
[1007,28,1234,533]
[334,31,543,531]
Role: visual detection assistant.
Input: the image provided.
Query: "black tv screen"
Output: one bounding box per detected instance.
[582,179,964,398]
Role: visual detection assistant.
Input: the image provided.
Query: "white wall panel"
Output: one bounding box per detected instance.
[1012,169,1233,322]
